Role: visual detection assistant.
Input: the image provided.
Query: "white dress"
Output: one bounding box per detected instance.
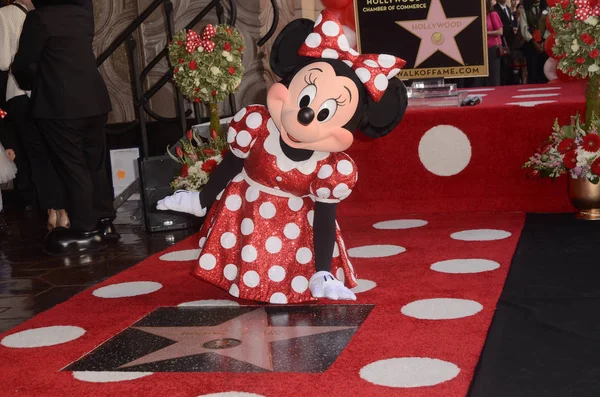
[0,142,17,185]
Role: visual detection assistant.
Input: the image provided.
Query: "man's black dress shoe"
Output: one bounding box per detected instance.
[43,227,108,256]
[97,218,120,241]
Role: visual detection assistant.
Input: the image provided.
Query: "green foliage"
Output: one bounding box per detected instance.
[168,24,245,104]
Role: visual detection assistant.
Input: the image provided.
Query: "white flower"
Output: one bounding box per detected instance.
[573,39,578,45]
[572,43,580,52]
[210,66,221,75]
[586,16,599,26]
[221,83,227,90]
[201,88,208,94]
[589,64,600,73]
[226,55,233,62]
[222,51,230,57]
[197,46,204,53]
[194,78,200,85]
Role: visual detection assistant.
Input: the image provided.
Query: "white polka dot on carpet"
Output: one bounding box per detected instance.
[93,282,162,298]
[401,298,483,320]
[159,249,201,261]
[418,125,472,176]
[1,326,86,348]
[348,245,406,258]
[431,259,500,273]
[73,371,153,383]
[351,279,377,293]
[373,219,428,230]
[178,300,240,307]
[450,229,511,241]
[360,357,460,387]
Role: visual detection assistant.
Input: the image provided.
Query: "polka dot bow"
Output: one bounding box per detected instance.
[185,24,217,53]
[0,108,6,119]
[574,0,600,21]
[298,10,406,102]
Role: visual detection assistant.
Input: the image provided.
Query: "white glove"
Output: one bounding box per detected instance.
[309,271,357,301]
[156,190,207,217]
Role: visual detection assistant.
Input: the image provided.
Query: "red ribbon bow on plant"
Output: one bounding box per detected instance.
[574,0,600,21]
[297,10,405,102]
[185,30,202,53]
[200,24,216,53]
[0,108,6,119]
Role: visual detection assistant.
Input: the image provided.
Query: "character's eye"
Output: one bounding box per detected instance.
[298,84,317,108]
[316,99,338,123]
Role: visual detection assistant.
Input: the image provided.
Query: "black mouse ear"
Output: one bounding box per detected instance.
[270,18,316,78]
[358,78,408,138]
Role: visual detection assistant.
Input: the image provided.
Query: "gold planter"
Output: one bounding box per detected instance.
[568,176,600,220]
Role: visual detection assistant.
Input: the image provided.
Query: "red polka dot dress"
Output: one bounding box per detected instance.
[193,105,359,304]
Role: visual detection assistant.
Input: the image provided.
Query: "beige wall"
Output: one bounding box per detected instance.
[93,0,299,124]
[294,0,325,20]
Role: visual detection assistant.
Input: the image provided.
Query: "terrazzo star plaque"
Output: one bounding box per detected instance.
[65,305,373,373]
[354,0,487,79]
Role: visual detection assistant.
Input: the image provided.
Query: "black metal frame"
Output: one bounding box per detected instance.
[99,0,279,210]
[98,0,279,157]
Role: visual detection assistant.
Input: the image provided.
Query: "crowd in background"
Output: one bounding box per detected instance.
[481,0,551,87]
[0,0,119,254]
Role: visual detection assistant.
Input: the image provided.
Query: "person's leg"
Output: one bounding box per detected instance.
[81,114,114,222]
[6,99,35,210]
[7,95,65,212]
[488,48,501,87]
[37,118,96,232]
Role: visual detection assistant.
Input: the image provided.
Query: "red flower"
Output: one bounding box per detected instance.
[583,133,600,151]
[201,159,218,173]
[176,146,184,158]
[226,27,233,35]
[194,98,200,103]
[564,150,578,169]
[561,0,569,8]
[210,128,218,140]
[194,87,200,92]
[238,46,244,52]
[179,59,184,64]
[228,66,235,75]
[188,60,197,70]
[224,42,231,51]
[211,90,217,96]
[202,148,216,156]
[558,138,576,154]
[186,129,193,141]
[177,40,183,46]
[568,67,575,73]
[576,57,586,64]
[526,169,541,178]
[591,49,600,59]
[221,148,229,157]
[592,157,600,175]
[581,33,595,45]
[180,164,189,177]
[174,67,179,73]
[563,12,572,21]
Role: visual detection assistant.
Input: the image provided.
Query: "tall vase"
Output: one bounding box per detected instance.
[568,175,600,220]
[209,101,221,141]
[585,74,600,127]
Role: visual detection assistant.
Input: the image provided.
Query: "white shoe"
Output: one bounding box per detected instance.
[156,190,206,217]
[309,271,357,301]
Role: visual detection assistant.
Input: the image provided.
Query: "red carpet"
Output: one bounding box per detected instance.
[0,212,524,397]
[342,81,585,217]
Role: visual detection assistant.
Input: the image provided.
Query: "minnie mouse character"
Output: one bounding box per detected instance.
[158,11,407,304]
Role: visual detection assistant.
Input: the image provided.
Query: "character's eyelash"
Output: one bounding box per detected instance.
[304,73,317,86]
[334,94,347,107]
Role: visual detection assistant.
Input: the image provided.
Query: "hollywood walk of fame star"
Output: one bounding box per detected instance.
[396,0,478,67]
[119,308,356,371]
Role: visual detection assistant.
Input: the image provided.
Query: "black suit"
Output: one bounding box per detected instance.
[493,3,516,85]
[12,0,114,231]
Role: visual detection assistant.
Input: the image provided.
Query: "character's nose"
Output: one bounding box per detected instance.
[297,107,315,126]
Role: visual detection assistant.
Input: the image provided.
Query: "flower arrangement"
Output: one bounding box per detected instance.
[523,114,600,183]
[0,108,6,119]
[550,0,600,79]
[168,23,244,137]
[167,128,229,192]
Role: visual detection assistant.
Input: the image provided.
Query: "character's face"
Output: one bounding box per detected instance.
[266,62,360,153]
